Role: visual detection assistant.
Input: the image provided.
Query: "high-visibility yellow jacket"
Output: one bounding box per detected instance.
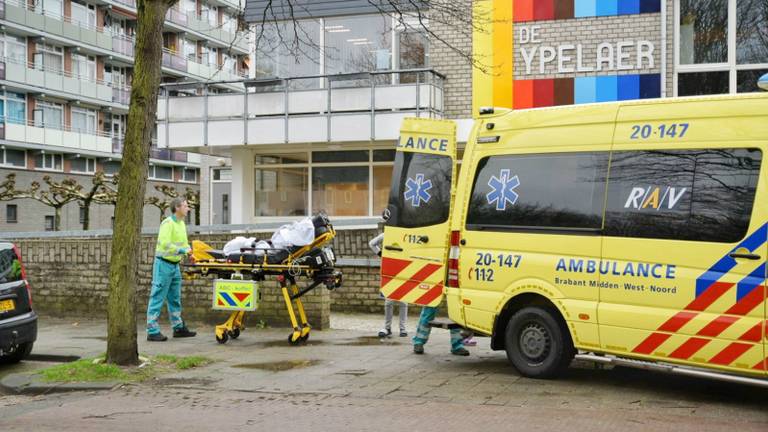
[155,215,189,263]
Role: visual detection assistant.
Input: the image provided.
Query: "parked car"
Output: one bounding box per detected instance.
[0,241,36,364]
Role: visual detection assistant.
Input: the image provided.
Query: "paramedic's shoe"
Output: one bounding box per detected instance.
[147,333,168,342]
[413,344,424,354]
[378,328,392,338]
[451,347,470,356]
[399,331,408,337]
[173,326,197,338]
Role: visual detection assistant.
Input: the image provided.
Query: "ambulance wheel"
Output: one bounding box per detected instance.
[229,328,240,339]
[216,332,229,344]
[504,306,574,379]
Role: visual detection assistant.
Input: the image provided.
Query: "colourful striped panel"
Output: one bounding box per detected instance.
[553,78,574,105]
[639,73,661,98]
[574,76,596,104]
[554,0,575,19]
[533,79,554,107]
[596,75,617,102]
[618,0,640,14]
[513,80,534,109]
[640,0,661,13]
[617,74,640,100]
[596,0,618,17]
[515,0,660,21]
[574,0,597,18]
[513,0,534,22]
[534,0,555,21]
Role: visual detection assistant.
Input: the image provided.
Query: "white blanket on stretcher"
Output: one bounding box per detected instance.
[222,217,316,256]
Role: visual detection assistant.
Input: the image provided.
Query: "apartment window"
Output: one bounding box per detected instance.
[222,12,235,34]
[255,19,321,88]
[201,3,217,26]
[71,157,96,174]
[71,1,96,29]
[676,0,768,95]
[212,168,231,181]
[325,15,393,75]
[103,160,121,176]
[34,153,64,171]
[181,168,197,183]
[222,52,236,74]
[72,54,97,81]
[182,0,196,15]
[36,0,63,17]
[44,215,55,231]
[149,165,173,180]
[35,43,64,73]
[0,148,26,168]
[2,35,27,65]
[182,38,197,61]
[6,205,17,223]
[34,100,64,129]
[71,107,97,134]
[5,93,26,125]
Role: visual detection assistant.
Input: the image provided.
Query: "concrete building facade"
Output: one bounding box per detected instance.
[0,0,251,232]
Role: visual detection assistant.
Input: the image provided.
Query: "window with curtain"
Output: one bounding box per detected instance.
[35,100,63,129]
[36,43,64,73]
[71,1,96,28]
[71,107,96,134]
[6,93,26,125]
[4,35,26,65]
[72,54,96,80]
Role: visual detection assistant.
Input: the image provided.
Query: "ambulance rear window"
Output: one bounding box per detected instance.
[385,152,452,228]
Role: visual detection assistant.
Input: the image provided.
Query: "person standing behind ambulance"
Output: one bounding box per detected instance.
[369,233,408,338]
[146,197,197,341]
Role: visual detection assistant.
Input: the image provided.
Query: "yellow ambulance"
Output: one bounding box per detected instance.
[380,92,768,386]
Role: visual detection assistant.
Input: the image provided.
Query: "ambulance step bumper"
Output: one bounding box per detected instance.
[427,318,462,329]
[575,353,768,388]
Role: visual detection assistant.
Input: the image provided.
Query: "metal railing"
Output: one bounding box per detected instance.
[112,138,190,162]
[0,55,132,92]
[160,68,445,145]
[162,49,188,71]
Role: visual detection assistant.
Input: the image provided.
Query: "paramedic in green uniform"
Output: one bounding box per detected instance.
[146,197,197,341]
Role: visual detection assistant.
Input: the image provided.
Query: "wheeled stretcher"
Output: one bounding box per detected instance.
[183,214,342,345]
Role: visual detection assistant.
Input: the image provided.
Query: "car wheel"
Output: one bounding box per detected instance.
[0,342,33,364]
[504,307,573,378]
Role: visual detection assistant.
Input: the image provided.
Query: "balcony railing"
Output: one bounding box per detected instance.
[0,55,132,105]
[162,49,188,72]
[113,0,136,7]
[157,68,446,150]
[114,137,190,162]
[165,7,188,26]
[2,118,113,153]
[112,34,135,56]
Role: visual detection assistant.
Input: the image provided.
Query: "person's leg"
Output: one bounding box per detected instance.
[383,299,394,332]
[166,264,184,331]
[146,260,171,336]
[412,306,437,351]
[450,328,469,355]
[398,301,408,335]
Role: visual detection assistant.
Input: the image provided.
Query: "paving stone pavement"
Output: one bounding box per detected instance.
[0,314,766,431]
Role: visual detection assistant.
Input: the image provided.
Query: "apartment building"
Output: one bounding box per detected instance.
[0,0,250,231]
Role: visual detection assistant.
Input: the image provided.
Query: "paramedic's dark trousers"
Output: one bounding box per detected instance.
[413,306,463,351]
[146,258,184,335]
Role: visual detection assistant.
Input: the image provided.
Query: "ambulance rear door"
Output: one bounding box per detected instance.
[380,118,457,307]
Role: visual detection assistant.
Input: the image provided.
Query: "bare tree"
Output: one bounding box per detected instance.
[27,176,81,231]
[0,173,28,202]
[145,194,172,222]
[44,171,115,230]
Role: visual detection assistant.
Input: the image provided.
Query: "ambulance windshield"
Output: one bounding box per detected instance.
[386,152,452,228]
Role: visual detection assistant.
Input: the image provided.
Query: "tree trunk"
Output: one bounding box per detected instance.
[54,206,62,231]
[82,200,91,231]
[107,0,174,366]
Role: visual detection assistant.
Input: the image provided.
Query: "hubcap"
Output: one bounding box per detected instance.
[519,323,551,362]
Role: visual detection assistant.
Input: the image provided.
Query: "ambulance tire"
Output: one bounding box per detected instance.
[505,307,574,379]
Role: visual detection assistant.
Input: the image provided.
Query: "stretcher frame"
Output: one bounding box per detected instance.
[183,227,342,345]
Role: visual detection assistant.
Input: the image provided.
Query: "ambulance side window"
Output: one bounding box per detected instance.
[386,151,452,228]
[465,152,608,232]
[604,148,761,243]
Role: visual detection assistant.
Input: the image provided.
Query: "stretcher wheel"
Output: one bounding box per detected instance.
[216,332,229,344]
[288,333,302,345]
[229,328,240,339]
[300,333,309,342]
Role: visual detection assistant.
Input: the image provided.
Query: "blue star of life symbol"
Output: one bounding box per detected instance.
[404,174,433,207]
[486,169,520,211]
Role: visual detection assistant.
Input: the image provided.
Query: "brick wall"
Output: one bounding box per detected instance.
[430,0,474,119]
[10,227,417,329]
[513,14,663,80]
